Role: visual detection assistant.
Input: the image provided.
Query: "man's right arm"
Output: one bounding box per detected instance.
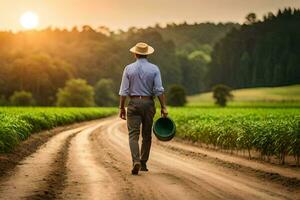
[119,67,129,120]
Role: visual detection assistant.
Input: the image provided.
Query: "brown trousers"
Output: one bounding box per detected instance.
[127,98,156,163]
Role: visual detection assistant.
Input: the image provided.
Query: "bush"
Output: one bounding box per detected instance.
[212,84,233,107]
[10,91,35,106]
[56,79,95,107]
[94,79,117,106]
[167,85,187,106]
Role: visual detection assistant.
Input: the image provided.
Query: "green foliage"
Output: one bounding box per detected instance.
[2,53,73,106]
[0,95,8,106]
[188,84,300,106]
[169,107,300,165]
[212,84,233,107]
[177,56,202,94]
[10,91,35,106]
[0,22,238,106]
[167,85,187,106]
[156,22,239,54]
[0,107,117,152]
[56,79,95,107]
[94,79,118,106]
[188,50,211,63]
[0,9,298,106]
[209,8,300,89]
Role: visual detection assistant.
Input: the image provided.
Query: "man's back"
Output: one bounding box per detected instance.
[119,58,164,97]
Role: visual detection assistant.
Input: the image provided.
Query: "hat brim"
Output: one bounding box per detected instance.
[129,45,154,55]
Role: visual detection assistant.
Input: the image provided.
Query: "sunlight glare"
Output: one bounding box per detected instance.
[20,11,39,29]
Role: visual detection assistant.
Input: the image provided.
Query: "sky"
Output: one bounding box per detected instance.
[0,0,299,31]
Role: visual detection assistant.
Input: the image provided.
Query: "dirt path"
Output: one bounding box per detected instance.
[0,117,299,200]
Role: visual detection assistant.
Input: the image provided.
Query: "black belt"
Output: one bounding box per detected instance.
[130,96,153,100]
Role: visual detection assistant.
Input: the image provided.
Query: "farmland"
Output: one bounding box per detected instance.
[188,84,300,107]
[181,84,300,166]
[169,107,300,165]
[0,107,117,153]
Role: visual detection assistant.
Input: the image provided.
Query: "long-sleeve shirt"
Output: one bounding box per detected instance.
[119,58,164,96]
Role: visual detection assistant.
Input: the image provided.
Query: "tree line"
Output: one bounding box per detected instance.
[0,8,299,106]
[0,22,235,106]
[208,8,300,89]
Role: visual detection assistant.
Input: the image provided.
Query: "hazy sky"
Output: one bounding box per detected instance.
[0,0,299,31]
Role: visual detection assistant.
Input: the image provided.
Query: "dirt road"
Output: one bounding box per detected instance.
[0,117,299,200]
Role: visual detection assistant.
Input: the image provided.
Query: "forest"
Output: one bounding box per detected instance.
[0,8,299,106]
[209,8,300,88]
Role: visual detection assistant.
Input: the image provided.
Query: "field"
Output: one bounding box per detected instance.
[168,107,300,165]
[188,84,300,107]
[181,84,300,165]
[0,107,117,153]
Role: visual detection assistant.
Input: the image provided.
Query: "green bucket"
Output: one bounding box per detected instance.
[153,117,176,141]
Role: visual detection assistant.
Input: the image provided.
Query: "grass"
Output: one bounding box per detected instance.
[188,84,300,107]
[0,107,117,153]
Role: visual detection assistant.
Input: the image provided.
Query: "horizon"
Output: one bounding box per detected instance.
[0,0,299,32]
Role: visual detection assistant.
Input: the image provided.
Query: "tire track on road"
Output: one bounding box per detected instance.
[102,118,297,200]
[1,117,299,200]
[61,120,118,200]
[0,123,95,200]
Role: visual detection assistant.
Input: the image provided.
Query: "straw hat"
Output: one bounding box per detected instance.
[130,42,154,55]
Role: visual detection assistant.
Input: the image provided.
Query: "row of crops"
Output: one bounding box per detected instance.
[169,107,300,165]
[0,107,117,153]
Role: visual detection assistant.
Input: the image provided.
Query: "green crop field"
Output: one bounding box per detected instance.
[188,84,300,107]
[168,107,300,165]
[172,85,300,165]
[0,107,117,153]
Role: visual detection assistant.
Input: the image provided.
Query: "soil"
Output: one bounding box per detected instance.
[0,117,299,200]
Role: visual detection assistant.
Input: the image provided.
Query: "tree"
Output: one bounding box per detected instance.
[212,84,233,107]
[0,20,239,104]
[238,52,251,87]
[0,95,8,106]
[56,79,95,107]
[245,13,257,24]
[8,53,73,106]
[167,85,187,106]
[10,91,35,106]
[94,79,117,106]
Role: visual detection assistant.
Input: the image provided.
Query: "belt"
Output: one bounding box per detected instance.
[130,96,153,100]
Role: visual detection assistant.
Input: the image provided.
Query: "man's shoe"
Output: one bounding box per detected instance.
[140,162,148,172]
[131,162,141,175]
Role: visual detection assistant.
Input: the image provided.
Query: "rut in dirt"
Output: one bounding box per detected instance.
[0,117,299,200]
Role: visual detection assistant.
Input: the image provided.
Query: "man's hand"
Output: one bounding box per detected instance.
[158,94,168,118]
[161,107,168,118]
[119,108,126,120]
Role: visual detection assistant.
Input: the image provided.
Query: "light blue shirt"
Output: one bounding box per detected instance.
[119,58,164,96]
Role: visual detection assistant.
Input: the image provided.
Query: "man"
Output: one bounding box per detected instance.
[119,42,168,175]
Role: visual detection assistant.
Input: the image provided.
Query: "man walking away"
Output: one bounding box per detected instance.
[119,42,168,175]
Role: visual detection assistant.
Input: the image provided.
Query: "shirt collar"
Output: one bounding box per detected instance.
[136,58,148,63]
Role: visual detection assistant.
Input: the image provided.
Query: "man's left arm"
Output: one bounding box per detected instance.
[153,68,168,117]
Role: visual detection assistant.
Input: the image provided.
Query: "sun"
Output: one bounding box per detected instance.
[20,11,39,29]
